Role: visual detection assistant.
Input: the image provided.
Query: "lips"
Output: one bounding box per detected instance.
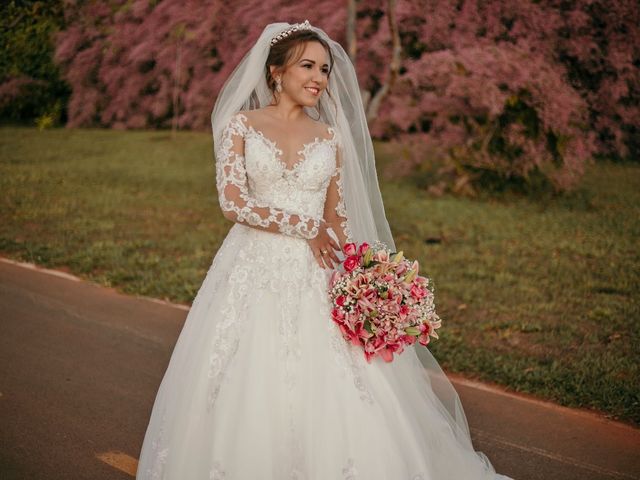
[305,86,320,96]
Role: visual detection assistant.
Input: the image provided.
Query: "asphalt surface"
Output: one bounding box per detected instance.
[1,257,638,480]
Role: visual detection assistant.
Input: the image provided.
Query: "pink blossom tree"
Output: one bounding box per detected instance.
[53,0,638,192]
[54,0,345,130]
[347,0,637,192]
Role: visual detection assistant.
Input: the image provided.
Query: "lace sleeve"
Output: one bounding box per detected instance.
[215,113,321,240]
[323,142,354,247]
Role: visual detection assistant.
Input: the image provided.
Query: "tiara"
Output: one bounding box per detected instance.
[270,20,313,46]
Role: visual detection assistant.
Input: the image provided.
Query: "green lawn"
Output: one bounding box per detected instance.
[1,126,638,426]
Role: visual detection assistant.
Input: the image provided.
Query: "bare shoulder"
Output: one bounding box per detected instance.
[238,108,273,128]
[310,118,334,140]
[236,109,255,123]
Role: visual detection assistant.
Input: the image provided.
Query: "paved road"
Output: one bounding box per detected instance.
[1,257,639,480]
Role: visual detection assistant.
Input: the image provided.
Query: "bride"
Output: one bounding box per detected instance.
[136,21,513,479]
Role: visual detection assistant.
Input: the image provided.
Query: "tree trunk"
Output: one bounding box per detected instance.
[171,40,182,138]
[346,0,357,64]
[365,0,401,124]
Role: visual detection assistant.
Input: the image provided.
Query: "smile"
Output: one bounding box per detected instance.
[305,86,320,96]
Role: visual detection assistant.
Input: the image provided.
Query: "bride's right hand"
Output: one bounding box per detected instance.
[308,220,342,269]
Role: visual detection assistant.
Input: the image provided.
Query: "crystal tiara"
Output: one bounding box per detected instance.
[270,20,313,46]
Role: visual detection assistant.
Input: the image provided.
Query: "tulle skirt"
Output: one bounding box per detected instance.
[136,224,513,479]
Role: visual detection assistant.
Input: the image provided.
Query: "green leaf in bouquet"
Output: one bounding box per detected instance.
[392,251,404,263]
[403,268,418,283]
[404,326,420,336]
[364,319,373,334]
[363,247,374,266]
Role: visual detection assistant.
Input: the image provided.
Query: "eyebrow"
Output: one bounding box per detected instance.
[300,58,329,67]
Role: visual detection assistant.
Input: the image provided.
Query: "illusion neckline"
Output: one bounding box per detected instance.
[238,113,336,173]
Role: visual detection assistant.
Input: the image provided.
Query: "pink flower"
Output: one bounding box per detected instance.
[396,264,408,276]
[343,255,361,273]
[418,322,432,345]
[379,347,394,362]
[403,334,417,345]
[331,307,345,323]
[364,350,375,363]
[363,288,377,302]
[411,260,420,275]
[329,245,441,364]
[410,283,428,300]
[338,322,351,339]
[343,243,357,256]
[374,250,389,262]
[357,242,370,256]
[354,273,367,286]
[372,336,385,350]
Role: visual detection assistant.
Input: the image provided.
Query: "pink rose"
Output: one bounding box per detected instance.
[343,255,361,273]
[343,242,357,256]
[357,242,370,256]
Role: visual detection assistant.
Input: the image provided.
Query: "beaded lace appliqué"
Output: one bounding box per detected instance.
[215,113,325,240]
[144,408,168,480]
[331,159,354,243]
[209,461,227,479]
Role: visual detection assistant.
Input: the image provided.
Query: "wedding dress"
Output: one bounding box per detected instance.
[136,111,513,479]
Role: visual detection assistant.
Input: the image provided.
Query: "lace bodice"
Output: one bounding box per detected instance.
[214,112,353,243]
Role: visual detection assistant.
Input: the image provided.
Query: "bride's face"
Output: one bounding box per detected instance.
[274,41,330,107]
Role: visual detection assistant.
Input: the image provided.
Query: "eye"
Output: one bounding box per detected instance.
[302,64,312,69]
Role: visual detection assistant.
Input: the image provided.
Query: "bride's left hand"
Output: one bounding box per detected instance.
[307,220,341,269]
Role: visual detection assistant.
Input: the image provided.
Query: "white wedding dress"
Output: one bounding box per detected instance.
[136,112,513,479]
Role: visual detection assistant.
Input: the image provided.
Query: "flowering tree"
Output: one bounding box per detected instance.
[56,0,220,129]
[553,0,640,162]
[54,0,345,130]
[355,0,637,193]
[51,0,638,192]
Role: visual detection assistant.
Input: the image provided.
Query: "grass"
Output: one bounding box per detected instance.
[1,126,638,426]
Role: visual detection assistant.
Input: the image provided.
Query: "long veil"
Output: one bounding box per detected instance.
[210,21,496,471]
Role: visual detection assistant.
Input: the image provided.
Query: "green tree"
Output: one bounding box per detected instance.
[0,0,70,126]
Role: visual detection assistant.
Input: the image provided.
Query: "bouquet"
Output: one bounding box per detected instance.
[328,241,442,363]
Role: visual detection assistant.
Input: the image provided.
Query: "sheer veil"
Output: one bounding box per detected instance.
[210,21,494,469]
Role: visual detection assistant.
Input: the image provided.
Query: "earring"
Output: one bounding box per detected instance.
[275,77,282,93]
